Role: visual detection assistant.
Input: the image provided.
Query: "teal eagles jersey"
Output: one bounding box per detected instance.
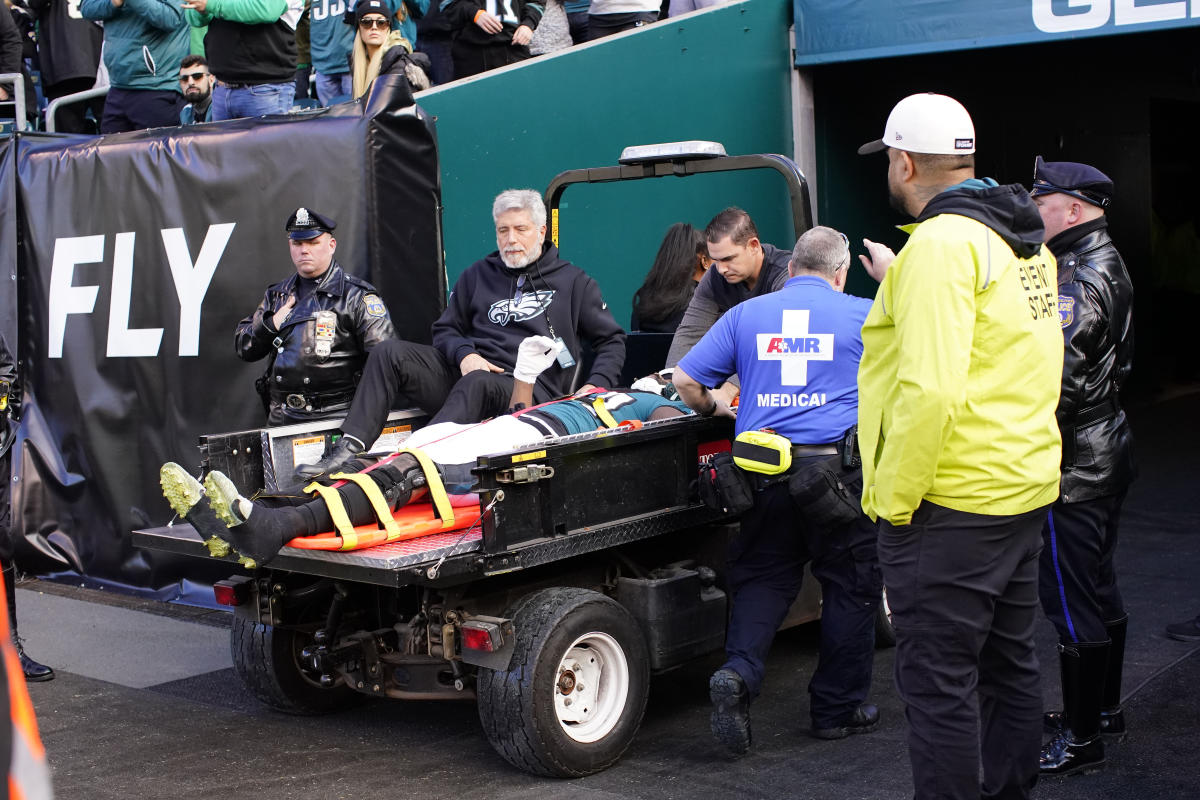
[309,0,355,75]
[537,391,692,434]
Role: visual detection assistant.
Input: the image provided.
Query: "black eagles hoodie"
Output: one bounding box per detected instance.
[432,243,626,398]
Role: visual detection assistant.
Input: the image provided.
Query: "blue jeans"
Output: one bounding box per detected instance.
[211,82,296,122]
[314,72,353,106]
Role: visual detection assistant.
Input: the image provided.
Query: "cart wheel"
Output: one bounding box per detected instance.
[231,614,361,715]
[875,585,896,648]
[477,587,649,777]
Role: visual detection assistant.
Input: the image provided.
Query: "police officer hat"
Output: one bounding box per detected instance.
[1030,156,1113,209]
[286,207,337,241]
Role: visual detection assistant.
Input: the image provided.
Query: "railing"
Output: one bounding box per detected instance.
[45,86,109,133]
[0,73,27,132]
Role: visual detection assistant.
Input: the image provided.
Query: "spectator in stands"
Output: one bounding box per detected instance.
[667,0,723,16]
[80,0,188,133]
[415,0,453,84]
[350,0,429,97]
[388,0,428,52]
[0,4,23,122]
[631,222,710,333]
[529,0,571,55]
[586,0,658,40]
[564,0,587,42]
[28,0,104,133]
[309,0,353,104]
[178,54,214,124]
[441,0,541,79]
[4,0,37,123]
[294,4,315,103]
[183,0,304,121]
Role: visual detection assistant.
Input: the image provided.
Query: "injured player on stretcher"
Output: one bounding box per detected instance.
[161,336,691,567]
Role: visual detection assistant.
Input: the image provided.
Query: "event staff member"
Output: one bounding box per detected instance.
[664,207,793,408]
[235,208,396,426]
[295,189,625,481]
[1030,158,1135,776]
[674,226,881,755]
[856,93,1063,800]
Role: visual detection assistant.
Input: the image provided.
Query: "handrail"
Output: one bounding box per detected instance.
[45,85,109,133]
[0,73,27,132]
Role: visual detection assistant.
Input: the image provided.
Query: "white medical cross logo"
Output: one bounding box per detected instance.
[755,309,834,386]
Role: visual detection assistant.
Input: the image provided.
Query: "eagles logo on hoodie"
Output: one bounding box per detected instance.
[488,290,555,325]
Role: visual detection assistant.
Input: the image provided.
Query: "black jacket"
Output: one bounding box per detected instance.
[432,243,625,397]
[235,261,396,421]
[442,0,541,48]
[1048,217,1136,502]
[205,18,297,84]
[27,0,103,86]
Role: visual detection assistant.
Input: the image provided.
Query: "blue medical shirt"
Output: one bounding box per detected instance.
[677,275,870,443]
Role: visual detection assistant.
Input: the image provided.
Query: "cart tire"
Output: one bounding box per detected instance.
[874,585,896,648]
[477,587,649,777]
[231,614,361,715]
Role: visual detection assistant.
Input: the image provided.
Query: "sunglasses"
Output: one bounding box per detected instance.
[179,71,210,83]
[359,17,389,29]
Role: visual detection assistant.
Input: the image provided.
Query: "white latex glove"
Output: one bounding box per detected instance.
[513,335,562,384]
[631,373,668,395]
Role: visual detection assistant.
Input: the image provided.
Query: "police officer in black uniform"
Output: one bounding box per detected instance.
[1029,158,1135,776]
[0,335,53,681]
[235,208,396,426]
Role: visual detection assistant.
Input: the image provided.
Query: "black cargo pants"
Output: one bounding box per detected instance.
[878,502,1046,800]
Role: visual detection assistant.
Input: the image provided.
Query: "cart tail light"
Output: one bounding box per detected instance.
[213,576,251,606]
[461,621,504,653]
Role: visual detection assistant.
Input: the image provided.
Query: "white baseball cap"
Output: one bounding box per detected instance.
[858,93,976,156]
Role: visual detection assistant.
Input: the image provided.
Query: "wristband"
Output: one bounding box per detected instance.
[700,394,717,417]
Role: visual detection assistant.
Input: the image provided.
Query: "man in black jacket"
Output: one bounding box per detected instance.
[184,0,303,120]
[661,207,793,408]
[1031,158,1136,777]
[439,0,540,79]
[28,0,104,133]
[236,207,396,426]
[295,188,625,481]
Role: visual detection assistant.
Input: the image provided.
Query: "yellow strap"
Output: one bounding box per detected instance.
[331,471,403,540]
[395,448,455,528]
[304,481,357,540]
[592,397,619,429]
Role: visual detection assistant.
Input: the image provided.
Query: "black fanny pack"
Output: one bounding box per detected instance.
[697,451,754,517]
[787,459,861,530]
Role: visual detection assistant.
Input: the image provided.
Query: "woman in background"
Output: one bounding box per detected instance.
[630,222,710,333]
[351,0,430,98]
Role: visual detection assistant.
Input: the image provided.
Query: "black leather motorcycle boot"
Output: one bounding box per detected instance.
[1040,642,1107,776]
[1099,616,1127,741]
[3,563,54,682]
[1045,618,1128,741]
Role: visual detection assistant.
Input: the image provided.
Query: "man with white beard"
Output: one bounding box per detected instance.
[297,188,625,481]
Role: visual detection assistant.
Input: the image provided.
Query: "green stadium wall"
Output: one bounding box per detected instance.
[417,0,797,330]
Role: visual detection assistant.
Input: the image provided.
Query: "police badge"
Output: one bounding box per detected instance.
[363,294,387,318]
[314,310,336,357]
[1058,295,1074,329]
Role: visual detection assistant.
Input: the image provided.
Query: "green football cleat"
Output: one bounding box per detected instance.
[159,462,233,558]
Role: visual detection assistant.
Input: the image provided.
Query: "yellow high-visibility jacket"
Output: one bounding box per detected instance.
[858,185,1064,526]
